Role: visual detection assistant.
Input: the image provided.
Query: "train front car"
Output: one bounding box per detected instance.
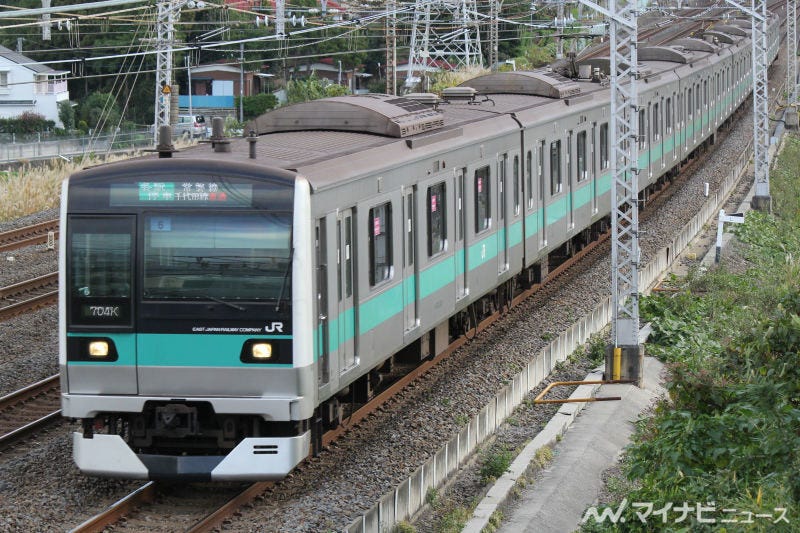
[59,158,316,480]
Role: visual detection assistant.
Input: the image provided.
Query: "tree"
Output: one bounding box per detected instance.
[77,92,121,132]
[236,93,279,121]
[58,100,76,131]
[286,75,347,104]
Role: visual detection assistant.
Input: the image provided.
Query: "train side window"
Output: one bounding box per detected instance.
[687,88,693,120]
[599,124,609,170]
[369,202,393,286]
[576,131,587,181]
[665,97,672,133]
[550,140,562,195]
[638,109,646,149]
[427,182,447,257]
[696,84,701,114]
[653,102,660,141]
[526,150,533,209]
[474,166,491,233]
[537,141,545,199]
[513,155,520,216]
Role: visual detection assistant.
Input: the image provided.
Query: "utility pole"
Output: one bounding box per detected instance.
[42,0,52,41]
[187,55,193,139]
[239,43,244,123]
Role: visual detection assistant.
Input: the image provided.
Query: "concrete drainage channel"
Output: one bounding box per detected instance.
[343,141,755,533]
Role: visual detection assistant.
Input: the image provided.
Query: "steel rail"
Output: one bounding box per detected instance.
[0,375,62,451]
[0,219,59,253]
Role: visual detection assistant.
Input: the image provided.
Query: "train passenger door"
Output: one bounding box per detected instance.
[566,131,574,230]
[402,188,418,332]
[538,140,547,249]
[497,154,509,273]
[455,168,468,300]
[337,209,356,372]
[315,220,329,386]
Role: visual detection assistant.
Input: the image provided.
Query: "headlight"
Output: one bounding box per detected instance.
[88,340,110,357]
[251,342,273,359]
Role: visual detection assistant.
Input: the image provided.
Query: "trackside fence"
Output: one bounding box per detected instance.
[344,139,756,533]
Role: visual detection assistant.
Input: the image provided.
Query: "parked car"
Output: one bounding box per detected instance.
[176,114,207,137]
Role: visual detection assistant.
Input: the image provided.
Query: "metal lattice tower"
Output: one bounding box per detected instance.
[608,0,639,348]
[577,0,640,351]
[154,1,181,137]
[723,0,771,209]
[788,0,797,104]
[405,0,483,90]
[489,0,499,69]
[386,0,397,94]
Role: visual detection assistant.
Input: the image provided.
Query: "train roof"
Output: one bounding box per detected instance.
[153,11,770,191]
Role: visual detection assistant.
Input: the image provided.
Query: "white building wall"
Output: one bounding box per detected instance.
[0,57,69,127]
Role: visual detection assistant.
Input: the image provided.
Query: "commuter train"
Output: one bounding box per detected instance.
[60,12,780,480]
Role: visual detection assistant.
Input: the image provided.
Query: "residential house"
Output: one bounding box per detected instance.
[0,45,70,127]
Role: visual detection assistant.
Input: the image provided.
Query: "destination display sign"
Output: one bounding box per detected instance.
[110,181,253,207]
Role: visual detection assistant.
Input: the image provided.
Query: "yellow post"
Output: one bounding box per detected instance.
[613,346,621,381]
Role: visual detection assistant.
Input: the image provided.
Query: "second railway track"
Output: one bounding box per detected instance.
[0,272,59,321]
[0,375,62,455]
[0,218,59,254]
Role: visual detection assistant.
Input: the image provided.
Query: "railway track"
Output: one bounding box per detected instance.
[0,272,59,321]
[0,218,59,253]
[0,375,62,454]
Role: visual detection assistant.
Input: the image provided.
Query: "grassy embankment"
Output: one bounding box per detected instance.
[582,134,800,531]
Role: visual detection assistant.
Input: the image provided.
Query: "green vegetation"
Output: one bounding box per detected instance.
[393,521,417,533]
[581,135,800,531]
[480,447,514,484]
[435,505,472,533]
[236,93,279,121]
[0,112,55,135]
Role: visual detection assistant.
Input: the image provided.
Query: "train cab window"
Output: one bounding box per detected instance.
[427,182,447,257]
[369,202,393,286]
[599,124,609,170]
[513,155,520,215]
[143,213,292,301]
[474,166,491,233]
[576,131,587,181]
[666,98,673,133]
[68,216,133,326]
[526,150,533,209]
[550,140,562,195]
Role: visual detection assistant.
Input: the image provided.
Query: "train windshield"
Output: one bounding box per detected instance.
[143,213,292,302]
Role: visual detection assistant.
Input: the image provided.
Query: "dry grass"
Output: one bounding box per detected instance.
[0,138,200,222]
[0,159,75,221]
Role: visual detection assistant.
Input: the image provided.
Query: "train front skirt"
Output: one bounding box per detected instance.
[72,431,311,481]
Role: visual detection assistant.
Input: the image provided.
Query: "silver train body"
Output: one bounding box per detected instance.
[60,14,780,480]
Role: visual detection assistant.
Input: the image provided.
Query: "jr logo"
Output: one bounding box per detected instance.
[265,322,284,333]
